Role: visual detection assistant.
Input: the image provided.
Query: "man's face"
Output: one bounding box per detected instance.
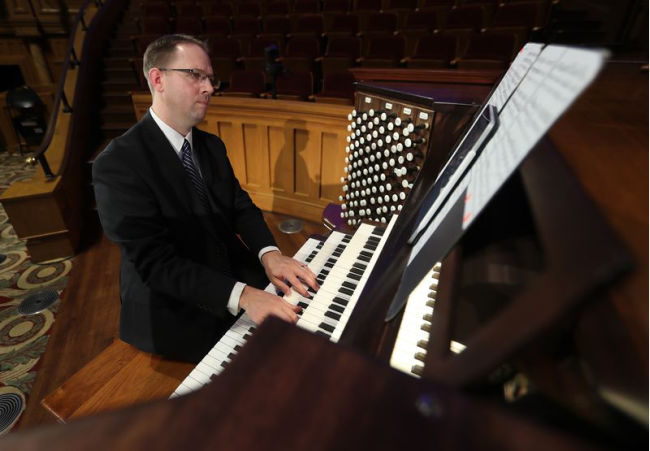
[157,43,214,132]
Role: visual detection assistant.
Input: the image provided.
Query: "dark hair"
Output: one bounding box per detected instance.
[142,34,209,93]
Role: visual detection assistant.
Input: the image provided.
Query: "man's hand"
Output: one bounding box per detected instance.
[260,250,319,298]
[239,285,301,324]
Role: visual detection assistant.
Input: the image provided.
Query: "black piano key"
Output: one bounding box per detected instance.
[298,301,309,309]
[248,327,256,333]
[220,361,228,368]
[234,345,242,351]
[360,250,373,258]
[325,260,335,268]
[414,352,426,362]
[364,243,378,251]
[352,262,367,271]
[325,310,341,321]
[242,334,251,340]
[332,297,348,306]
[349,266,364,276]
[342,281,357,290]
[358,254,371,263]
[339,287,354,296]
[319,322,335,333]
[347,272,361,281]
[329,303,345,314]
[412,365,424,376]
[315,330,331,338]
[227,352,237,360]
[332,251,342,257]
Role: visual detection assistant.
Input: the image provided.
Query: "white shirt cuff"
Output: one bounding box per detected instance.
[227,282,246,316]
[258,246,280,261]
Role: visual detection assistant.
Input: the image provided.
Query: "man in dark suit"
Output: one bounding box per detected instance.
[93,34,318,362]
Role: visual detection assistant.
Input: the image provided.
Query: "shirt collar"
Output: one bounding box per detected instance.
[149,107,193,156]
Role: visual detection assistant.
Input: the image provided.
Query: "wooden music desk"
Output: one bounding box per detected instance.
[41,339,193,423]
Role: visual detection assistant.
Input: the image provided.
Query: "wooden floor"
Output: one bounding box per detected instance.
[16,211,328,432]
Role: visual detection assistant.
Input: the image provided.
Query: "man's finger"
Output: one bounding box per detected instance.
[299,267,320,291]
[272,278,291,296]
[287,275,310,297]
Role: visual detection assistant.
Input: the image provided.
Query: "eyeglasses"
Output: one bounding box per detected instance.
[158,68,220,89]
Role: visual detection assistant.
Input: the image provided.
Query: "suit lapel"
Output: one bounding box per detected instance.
[140,112,200,213]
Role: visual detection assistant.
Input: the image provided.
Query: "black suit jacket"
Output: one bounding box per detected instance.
[92,111,276,362]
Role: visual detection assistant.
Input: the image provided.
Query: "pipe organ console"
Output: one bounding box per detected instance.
[337,83,482,228]
[340,93,434,226]
[170,46,646,448]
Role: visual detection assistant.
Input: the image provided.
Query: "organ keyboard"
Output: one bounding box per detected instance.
[173,217,397,397]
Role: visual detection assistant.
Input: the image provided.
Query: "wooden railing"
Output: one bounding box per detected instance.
[27,0,99,179]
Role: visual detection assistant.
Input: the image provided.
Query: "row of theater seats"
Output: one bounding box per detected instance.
[123,0,550,102]
[134,2,548,41]
[128,31,519,93]
[134,0,549,21]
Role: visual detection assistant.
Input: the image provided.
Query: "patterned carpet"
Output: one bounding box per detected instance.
[0,152,72,434]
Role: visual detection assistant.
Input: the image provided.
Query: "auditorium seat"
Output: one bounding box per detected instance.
[383,0,418,27]
[220,70,266,97]
[282,36,321,74]
[323,13,359,39]
[439,4,488,57]
[454,30,518,70]
[289,13,324,40]
[293,0,321,14]
[203,15,232,36]
[231,16,262,56]
[323,0,351,13]
[260,15,293,46]
[311,71,355,105]
[139,16,172,34]
[398,9,440,55]
[202,2,233,18]
[175,3,203,19]
[444,4,490,29]
[403,33,456,68]
[175,16,203,34]
[319,36,361,75]
[484,1,549,44]
[239,37,282,80]
[208,37,242,86]
[237,2,263,19]
[358,34,405,67]
[353,0,383,31]
[266,0,291,16]
[273,71,314,100]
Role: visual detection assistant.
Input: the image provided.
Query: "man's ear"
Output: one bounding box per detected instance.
[148,67,164,93]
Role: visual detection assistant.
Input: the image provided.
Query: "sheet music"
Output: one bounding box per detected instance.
[407,44,606,264]
[463,45,606,228]
[489,43,544,111]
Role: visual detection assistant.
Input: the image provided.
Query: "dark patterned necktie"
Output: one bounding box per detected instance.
[181,139,209,210]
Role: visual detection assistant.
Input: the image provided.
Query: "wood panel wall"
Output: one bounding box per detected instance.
[132,94,351,223]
